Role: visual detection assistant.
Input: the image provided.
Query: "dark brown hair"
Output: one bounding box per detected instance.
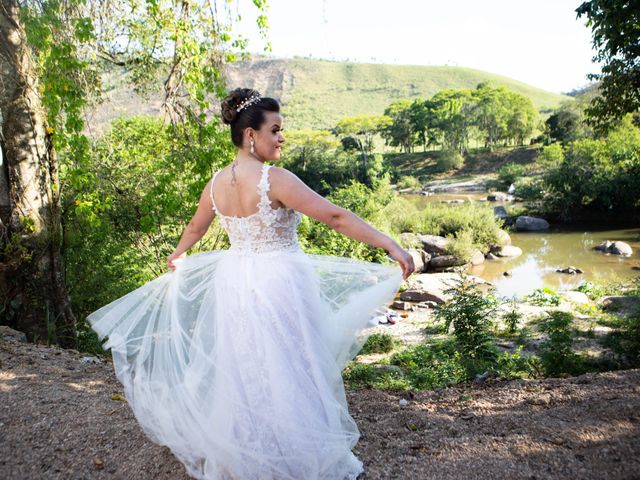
[220,88,280,147]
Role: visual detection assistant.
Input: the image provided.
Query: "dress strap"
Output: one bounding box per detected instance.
[209,170,220,211]
[257,163,272,209]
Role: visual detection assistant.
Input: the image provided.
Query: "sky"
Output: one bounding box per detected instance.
[233,0,599,94]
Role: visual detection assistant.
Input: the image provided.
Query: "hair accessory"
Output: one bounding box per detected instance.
[236,94,261,113]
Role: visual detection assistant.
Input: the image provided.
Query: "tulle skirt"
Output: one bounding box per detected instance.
[87,248,403,480]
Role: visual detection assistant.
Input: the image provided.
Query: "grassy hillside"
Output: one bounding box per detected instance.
[86,57,570,137]
[225,57,570,129]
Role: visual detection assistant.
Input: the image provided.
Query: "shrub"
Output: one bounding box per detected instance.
[446,229,477,262]
[396,175,422,190]
[434,275,499,361]
[526,287,562,306]
[539,311,585,376]
[502,298,522,334]
[436,149,464,172]
[359,333,398,354]
[513,177,545,201]
[497,163,526,187]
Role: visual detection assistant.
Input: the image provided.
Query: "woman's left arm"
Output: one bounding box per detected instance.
[167,180,216,270]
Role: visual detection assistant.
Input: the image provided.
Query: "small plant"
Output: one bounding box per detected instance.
[434,275,499,361]
[539,311,584,377]
[342,362,410,390]
[358,333,398,355]
[526,287,562,306]
[502,298,522,334]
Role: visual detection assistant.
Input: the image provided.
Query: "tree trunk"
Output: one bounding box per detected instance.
[0,0,77,347]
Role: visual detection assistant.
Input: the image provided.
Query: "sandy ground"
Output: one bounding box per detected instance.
[1,337,639,480]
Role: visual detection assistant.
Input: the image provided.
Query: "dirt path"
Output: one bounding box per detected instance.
[1,337,639,479]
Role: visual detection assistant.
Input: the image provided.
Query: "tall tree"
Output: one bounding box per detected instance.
[0,0,268,346]
[576,0,640,131]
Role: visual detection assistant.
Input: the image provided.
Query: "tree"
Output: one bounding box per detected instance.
[381,100,417,153]
[576,0,640,131]
[0,0,269,346]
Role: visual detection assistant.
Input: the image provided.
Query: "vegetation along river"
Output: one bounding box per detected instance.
[404,194,640,298]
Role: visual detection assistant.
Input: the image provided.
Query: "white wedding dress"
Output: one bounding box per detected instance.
[87,162,403,480]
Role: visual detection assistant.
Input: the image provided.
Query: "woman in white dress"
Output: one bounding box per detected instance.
[88,88,414,480]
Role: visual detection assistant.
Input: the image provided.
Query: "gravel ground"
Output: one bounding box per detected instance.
[1,337,639,480]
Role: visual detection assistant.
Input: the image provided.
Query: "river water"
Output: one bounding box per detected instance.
[404,194,640,298]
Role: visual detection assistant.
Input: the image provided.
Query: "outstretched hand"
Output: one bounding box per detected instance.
[388,244,415,280]
[167,251,186,271]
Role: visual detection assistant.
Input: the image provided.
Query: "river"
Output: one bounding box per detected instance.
[404,193,640,298]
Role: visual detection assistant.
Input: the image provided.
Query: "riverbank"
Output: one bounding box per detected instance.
[1,336,639,479]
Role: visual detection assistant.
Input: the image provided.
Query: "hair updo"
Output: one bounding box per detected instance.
[220,88,281,147]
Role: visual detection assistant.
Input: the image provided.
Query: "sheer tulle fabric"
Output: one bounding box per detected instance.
[87,163,403,479]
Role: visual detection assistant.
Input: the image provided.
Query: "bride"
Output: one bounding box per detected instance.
[88,87,414,480]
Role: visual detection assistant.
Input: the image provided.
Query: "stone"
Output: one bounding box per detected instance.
[0,326,27,342]
[503,270,512,277]
[399,273,489,304]
[594,240,613,252]
[399,399,409,407]
[487,192,509,201]
[495,245,523,258]
[515,216,550,231]
[417,234,450,256]
[493,205,508,220]
[486,252,498,260]
[399,232,422,249]
[598,296,640,314]
[418,301,439,309]
[609,241,633,256]
[80,356,100,365]
[407,249,426,273]
[470,250,485,266]
[392,301,412,311]
[429,255,466,270]
[496,229,511,245]
[561,291,591,305]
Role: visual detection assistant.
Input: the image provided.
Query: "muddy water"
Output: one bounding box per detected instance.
[403,194,640,297]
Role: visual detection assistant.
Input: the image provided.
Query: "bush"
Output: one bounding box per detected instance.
[539,311,585,377]
[526,287,562,306]
[436,149,464,172]
[434,275,499,361]
[497,163,526,187]
[396,175,422,190]
[446,229,477,262]
[513,177,545,201]
[358,333,398,354]
[502,298,522,334]
[390,342,468,390]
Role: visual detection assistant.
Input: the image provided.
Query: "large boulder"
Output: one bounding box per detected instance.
[0,326,27,342]
[399,273,490,304]
[598,296,640,314]
[487,192,509,202]
[610,241,633,256]
[493,245,523,258]
[493,205,508,220]
[594,240,612,252]
[429,255,466,270]
[470,250,485,266]
[407,249,431,273]
[496,229,512,246]
[399,232,423,249]
[417,234,450,256]
[515,216,550,231]
[561,291,591,305]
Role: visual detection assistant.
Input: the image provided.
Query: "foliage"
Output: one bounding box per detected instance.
[575,280,625,300]
[381,100,419,153]
[358,333,399,355]
[396,176,422,190]
[497,162,526,187]
[525,287,562,306]
[502,299,522,334]
[513,176,545,201]
[545,102,589,143]
[446,230,477,262]
[541,115,640,217]
[576,1,640,131]
[539,311,585,377]
[342,362,411,390]
[334,115,392,156]
[436,149,465,172]
[434,276,499,361]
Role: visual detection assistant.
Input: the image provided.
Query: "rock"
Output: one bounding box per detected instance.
[392,300,412,311]
[372,364,404,375]
[507,183,516,195]
[0,326,27,342]
[80,356,100,365]
[429,255,466,270]
[496,229,511,245]
[487,192,509,201]
[470,250,485,266]
[486,252,499,260]
[399,232,422,249]
[475,371,490,383]
[407,249,426,273]
[494,245,523,258]
[503,270,512,277]
[561,291,591,305]
[417,234,450,256]
[418,301,439,309]
[399,273,489,304]
[515,216,550,231]
[440,199,465,204]
[399,399,409,407]
[633,266,640,271]
[493,205,508,220]
[594,240,612,252]
[598,296,640,314]
[556,266,583,275]
[609,241,633,256]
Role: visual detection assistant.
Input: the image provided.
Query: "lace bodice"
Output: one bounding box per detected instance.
[209,163,302,255]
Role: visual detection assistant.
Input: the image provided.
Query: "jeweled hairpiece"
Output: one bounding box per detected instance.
[236,94,261,113]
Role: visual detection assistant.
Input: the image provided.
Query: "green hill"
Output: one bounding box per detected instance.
[225,57,570,130]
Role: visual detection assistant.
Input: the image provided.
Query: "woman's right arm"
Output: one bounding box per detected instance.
[269,167,414,279]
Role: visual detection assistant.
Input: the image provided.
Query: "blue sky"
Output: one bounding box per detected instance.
[234,0,598,93]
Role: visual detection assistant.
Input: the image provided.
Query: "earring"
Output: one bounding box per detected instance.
[250,139,255,155]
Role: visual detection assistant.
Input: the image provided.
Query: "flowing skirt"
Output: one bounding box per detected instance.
[87,249,403,480]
